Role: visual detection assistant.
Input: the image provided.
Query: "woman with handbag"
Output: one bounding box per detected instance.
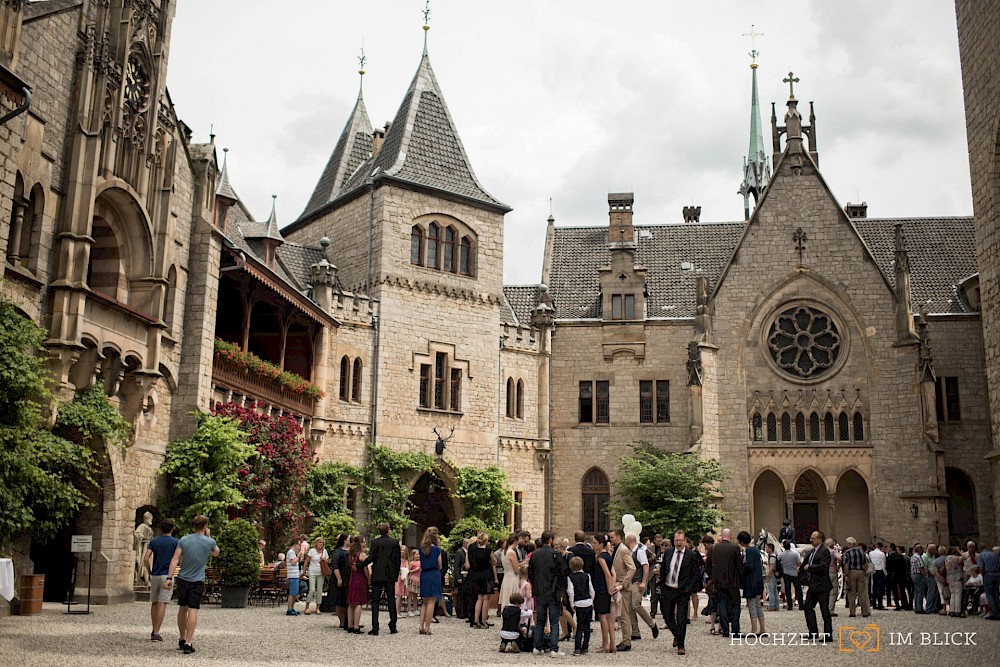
[302,537,329,615]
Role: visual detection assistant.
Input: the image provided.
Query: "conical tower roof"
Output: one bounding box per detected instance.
[300,90,374,219]
[339,52,509,212]
[216,148,238,202]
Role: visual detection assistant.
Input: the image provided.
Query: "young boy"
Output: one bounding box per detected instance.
[285,537,301,615]
[566,556,595,656]
[500,592,525,653]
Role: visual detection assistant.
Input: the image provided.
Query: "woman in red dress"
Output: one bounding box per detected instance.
[347,536,369,633]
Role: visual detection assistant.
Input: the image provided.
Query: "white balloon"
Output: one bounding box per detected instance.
[622,514,635,526]
[623,522,636,535]
[632,522,642,536]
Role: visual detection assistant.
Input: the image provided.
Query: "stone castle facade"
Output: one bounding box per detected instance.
[0,1,995,604]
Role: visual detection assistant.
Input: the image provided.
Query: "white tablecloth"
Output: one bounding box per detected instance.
[0,558,14,601]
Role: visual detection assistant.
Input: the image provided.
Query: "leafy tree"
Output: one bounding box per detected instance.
[159,411,253,527]
[455,465,512,530]
[211,403,315,551]
[213,518,262,587]
[54,383,132,448]
[444,516,507,554]
[305,461,363,519]
[610,443,727,539]
[0,301,95,552]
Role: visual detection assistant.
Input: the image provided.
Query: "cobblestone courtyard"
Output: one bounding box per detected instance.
[1,597,996,665]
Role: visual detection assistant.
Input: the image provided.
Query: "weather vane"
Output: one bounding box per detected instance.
[422,0,431,52]
[358,40,366,77]
[743,24,763,66]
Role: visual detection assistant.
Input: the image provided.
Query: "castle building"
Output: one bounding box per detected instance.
[0,1,993,605]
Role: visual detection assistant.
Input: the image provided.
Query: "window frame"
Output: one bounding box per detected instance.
[581,468,611,533]
[655,380,670,423]
[639,380,653,424]
[339,356,350,402]
[595,380,610,424]
[579,381,593,423]
[410,225,424,265]
[351,358,363,402]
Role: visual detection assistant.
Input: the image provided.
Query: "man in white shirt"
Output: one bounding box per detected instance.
[869,543,887,610]
[778,541,803,610]
[624,534,659,640]
[285,536,302,616]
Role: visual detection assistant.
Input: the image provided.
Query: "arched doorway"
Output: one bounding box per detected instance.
[405,472,456,549]
[835,470,871,544]
[946,467,978,546]
[752,470,786,536]
[792,470,828,544]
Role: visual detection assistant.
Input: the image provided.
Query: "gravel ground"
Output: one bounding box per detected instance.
[0,596,996,666]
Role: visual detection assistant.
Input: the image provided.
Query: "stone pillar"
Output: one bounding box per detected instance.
[309,258,336,441]
[5,197,25,265]
[827,493,837,542]
[785,493,795,526]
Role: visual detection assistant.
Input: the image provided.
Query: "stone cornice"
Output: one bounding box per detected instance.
[374,273,502,306]
[748,445,872,459]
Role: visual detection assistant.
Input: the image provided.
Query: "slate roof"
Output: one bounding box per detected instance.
[503,285,542,327]
[548,217,977,320]
[314,54,508,217]
[300,93,373,219]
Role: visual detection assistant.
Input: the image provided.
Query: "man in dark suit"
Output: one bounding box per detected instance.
[359,522,401,635]
[706,528,743,637]
[658,531,702,656]
[802,530,833,641]
[452,538,471,619]
[567,531,596,578]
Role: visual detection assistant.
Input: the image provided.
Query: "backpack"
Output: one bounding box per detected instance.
[774,554,784,579]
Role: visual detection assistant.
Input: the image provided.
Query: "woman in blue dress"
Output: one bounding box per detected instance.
[418,529,443,635]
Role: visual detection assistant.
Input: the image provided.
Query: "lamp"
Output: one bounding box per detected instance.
[909,503,919,518]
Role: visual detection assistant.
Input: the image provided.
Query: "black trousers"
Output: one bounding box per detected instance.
[783,575,804,609]
[370,580,397,630]
[661,587,690,649]
[804,586,832,638]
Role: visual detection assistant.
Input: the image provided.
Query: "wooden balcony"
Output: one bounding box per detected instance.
[211,354,316,418]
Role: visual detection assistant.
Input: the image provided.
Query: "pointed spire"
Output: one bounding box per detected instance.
[264,195,283,241]
[216,147,238,204]
[738,34,771,220]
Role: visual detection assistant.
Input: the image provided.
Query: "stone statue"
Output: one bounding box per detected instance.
[132,511,154,587]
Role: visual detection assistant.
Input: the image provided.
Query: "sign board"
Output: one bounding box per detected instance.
[70,535,93,553]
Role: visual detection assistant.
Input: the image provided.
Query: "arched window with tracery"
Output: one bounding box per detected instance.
[766,413,777,442]
[824,412,835,441]
[781,412,792,441]
[516,379,524,419]
[410,225,424,265]
[838,412,850,441]
[352,358,363,402]
[426,223,439,269]
[795,412,806,442]
[582,468,610,533]
[339,356,350,402]
[442,226,456,272]
[809,412,821,442]
[506,377,514,418]
[853,411,864,441]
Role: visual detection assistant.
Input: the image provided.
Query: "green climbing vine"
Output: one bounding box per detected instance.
[54,382,133,449]
[363,443,434,534]
[454,464,512,530]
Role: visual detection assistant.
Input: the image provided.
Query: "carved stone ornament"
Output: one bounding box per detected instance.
[766,305,842,380]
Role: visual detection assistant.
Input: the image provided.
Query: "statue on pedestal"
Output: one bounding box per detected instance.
[132,511,154,587]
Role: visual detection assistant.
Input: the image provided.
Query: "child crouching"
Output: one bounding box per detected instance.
[499,592,525,653]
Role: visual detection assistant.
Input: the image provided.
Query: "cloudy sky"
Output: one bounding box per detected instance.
[166,0,971,285]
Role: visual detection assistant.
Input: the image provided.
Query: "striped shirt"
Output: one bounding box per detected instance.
[843,547,866,571]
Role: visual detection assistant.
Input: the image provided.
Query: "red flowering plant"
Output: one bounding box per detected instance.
[211,402,316,551]
[214,338,324,400]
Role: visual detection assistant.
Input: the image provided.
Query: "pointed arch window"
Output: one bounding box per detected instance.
[838,412,850,441]
[823,412,835,441]
[766,413,777,442]
[809,412,820,442]
[506,377,515,418]
[410,225,424,265]
[795,412,806,442]
[516,379,524,419]
[852,411,865,441]
[442,226,456,272]
[339,356,350,402]
[751,413,763,441]
[780,412,792,441]
[426,223,439,269]
[582,468,610,533]
[352,358,363,402]
[460,237,472,275]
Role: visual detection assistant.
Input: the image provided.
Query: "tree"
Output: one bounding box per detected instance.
[211,403,315,550]
[611,443,727,539]
[159,411,253,527]
[455,465,511,530]
[0,301,96,552]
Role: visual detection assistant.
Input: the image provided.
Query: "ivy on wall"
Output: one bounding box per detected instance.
[363,444,434,534]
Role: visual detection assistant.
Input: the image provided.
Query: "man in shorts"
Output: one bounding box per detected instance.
[145,519,179,641]
[165,515,219,654]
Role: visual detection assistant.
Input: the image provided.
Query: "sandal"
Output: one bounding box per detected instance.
[710,628,720,635]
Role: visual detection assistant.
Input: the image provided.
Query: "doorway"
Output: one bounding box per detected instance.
[793,503,819,544]
[405,472,455,549]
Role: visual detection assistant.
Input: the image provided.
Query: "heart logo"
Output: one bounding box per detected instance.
[849,630,872,650]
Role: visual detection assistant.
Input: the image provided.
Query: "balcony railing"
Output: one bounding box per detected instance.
[212,354,316,418]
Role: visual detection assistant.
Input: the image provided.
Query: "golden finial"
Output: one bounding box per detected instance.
[358,39,366,77]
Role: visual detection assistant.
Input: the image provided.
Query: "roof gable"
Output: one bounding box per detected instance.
[300,94,373,219]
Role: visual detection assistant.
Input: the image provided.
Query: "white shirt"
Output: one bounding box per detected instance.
[307,548,328,577]
[665,549,686,588]
[632,545,649,567]
[869,548,886,572]
[286,548,300,578]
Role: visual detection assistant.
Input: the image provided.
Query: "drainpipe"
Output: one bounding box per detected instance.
[545,328,554,529]
[369,301,380,444]
[365,182,374,296]
[0,86,30,126]
[497,335,503,465]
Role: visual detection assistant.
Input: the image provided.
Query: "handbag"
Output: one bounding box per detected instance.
[321,558,332,577]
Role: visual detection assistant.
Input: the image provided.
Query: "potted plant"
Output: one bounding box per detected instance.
[213,518,260,608]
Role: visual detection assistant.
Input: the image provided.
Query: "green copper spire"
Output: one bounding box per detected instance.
[739,26,771,220]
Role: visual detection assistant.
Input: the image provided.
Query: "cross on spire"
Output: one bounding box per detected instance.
[783,71,800,99]
[743,24,764,65]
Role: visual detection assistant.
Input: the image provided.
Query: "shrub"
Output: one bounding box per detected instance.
[445,516,507,554]
[311,514,357,546]
[213,518,261,588]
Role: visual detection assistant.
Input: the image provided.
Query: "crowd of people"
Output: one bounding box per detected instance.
[139,513,1000,657]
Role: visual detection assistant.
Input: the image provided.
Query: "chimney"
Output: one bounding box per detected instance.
[683,206,702,224]
[844,202,868,219]
[608,192,634,244]
[372,126,386,156]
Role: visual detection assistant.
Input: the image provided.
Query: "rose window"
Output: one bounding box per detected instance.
[767,306,841,379]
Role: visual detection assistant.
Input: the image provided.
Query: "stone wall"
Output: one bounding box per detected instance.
[955,0,1000,547]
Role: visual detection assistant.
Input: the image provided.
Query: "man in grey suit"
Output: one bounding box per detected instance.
[802,530,833,641]
[359,523,401,635]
